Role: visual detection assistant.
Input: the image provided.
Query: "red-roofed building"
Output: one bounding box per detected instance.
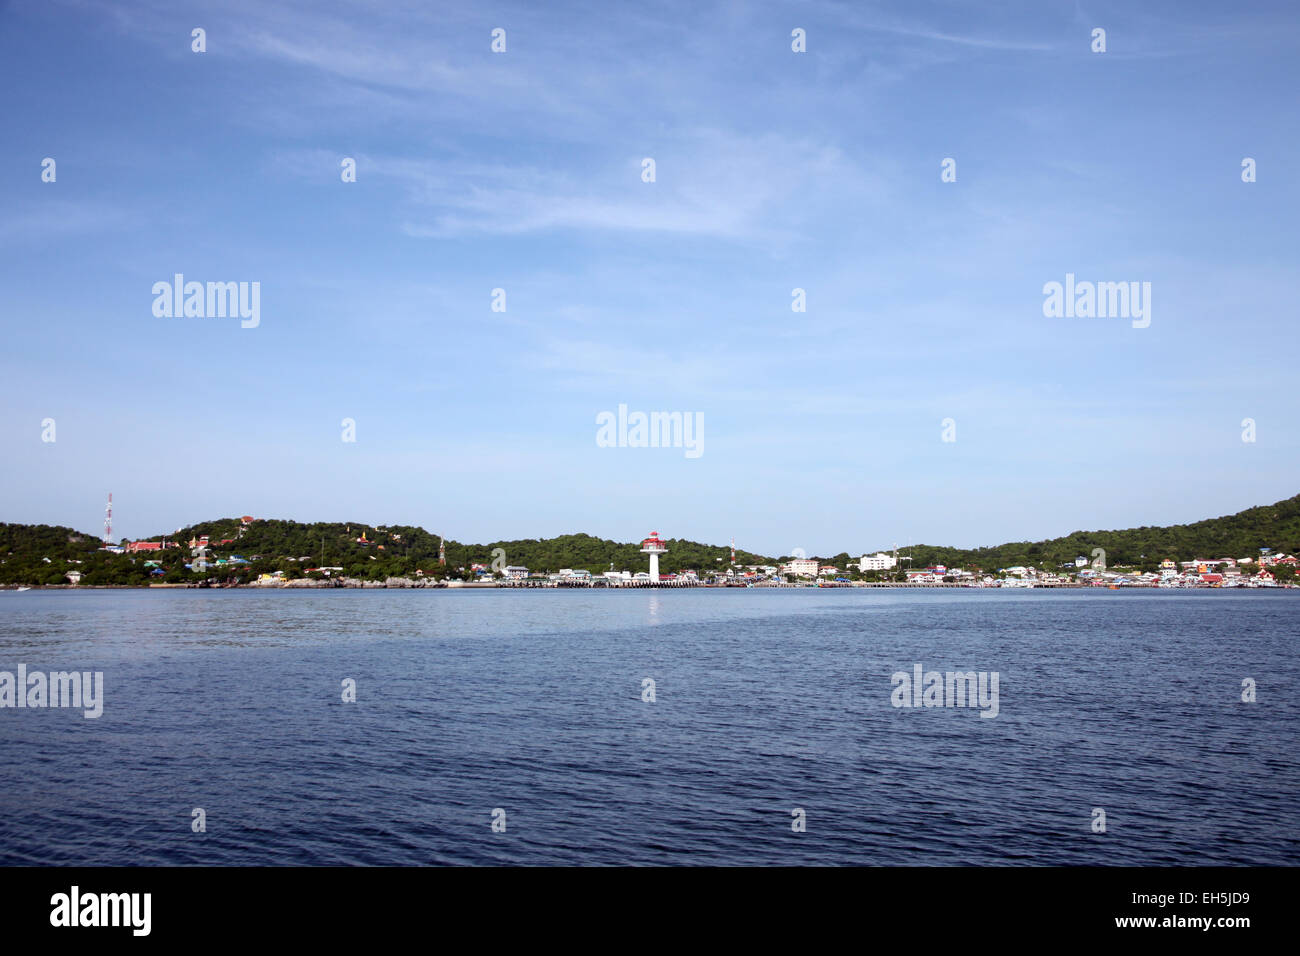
[126,540,162,552]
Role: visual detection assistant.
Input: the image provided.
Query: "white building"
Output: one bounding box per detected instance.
[785,558,819,577]
[859,552,897,572]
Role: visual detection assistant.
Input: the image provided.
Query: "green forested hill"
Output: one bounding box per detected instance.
[0,523,103,585]
[0,523,102,557]
[169,522,770,574]
[2,493,1298,584]
[0,517,775,583]
[887,494,1300,571]
[474,533,770,575]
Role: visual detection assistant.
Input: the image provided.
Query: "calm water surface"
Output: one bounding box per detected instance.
[0,588,1295,865]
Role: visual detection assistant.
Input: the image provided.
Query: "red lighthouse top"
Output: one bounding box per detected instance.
[640,531,667,551]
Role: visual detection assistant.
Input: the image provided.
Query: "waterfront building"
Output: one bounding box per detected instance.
[785,558,818,577]
[860,552,897,572]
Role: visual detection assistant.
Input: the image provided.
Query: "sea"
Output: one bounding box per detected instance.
[0,588,1296,865]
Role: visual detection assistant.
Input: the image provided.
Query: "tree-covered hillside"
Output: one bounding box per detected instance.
[883,495,1300,571]
[477,533,771,575]
[3,493,1298,584]
[0,523,104,585]
[168,522,772,575]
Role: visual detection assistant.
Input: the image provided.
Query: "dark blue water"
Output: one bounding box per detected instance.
[0,589,1295,865]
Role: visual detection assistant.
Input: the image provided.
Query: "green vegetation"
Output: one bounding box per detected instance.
[477,533,770,576]
[2,492,1298,585]
[0,520,775,585]
[884,495,1300,571]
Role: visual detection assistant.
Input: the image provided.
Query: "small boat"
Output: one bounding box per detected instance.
[16,587,31,592]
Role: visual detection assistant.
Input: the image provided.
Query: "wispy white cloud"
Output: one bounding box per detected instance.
[270,130,887,240]
[0,199,131,245]
[861,23,1055,52]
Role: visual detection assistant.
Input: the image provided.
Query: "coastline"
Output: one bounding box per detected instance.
[6,581,1295,591]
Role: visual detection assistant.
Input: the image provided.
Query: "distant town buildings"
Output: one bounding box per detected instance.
[34,510,1300,590]
[859,552,897,572]
[784,557,819,577]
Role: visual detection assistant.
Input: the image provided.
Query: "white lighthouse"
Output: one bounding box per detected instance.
[640,531,668,583]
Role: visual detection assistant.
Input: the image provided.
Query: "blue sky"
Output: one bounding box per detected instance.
[2,0,1297,556]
